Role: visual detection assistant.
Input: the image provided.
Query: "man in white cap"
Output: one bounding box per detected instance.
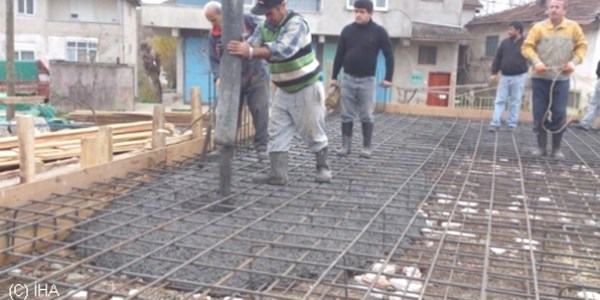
[227,0,332,185]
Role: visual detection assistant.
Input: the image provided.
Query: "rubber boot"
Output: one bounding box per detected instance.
[256,145,268,161]
[532,131,547,157]
[359,122,374,158]
[551,131,565,160]
[335,122,353,156]
[253,152,288,185]
[206,146,223,161]
[314,147,332,183]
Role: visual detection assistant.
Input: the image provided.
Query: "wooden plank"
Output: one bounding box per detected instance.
[36,149,83,161]
[0,150,18,159]
[65,110,201,126]
[152,105,166,149]
[383,103,535,122]
[0,160,19,168]
[0,121,153,150]
[166,137,203,165]
[166,133,193,146]
[0,95,46,104]
[24,131,150,150]
[191,87,203,139]
[98,127,113,164]
[17,116,35,183]
[0,136,203,207]
[80,138,98,169]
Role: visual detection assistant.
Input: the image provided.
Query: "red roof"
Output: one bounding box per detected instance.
[468,0,600,26]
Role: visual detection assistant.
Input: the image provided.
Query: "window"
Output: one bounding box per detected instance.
[485,35,499,57]
[66,40,98,63]
[16,0,34,15]
[288,0,321,12]
[14,50,35,60]
[418,46,437,65]
[346,0,388,11]
[244,0,254,6]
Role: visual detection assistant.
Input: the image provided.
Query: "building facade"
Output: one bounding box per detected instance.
[142,0,481,105]
[466,0,600,110]
[0,0,140,67]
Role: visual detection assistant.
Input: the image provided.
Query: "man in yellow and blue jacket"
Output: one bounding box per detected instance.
[522,0,587,159]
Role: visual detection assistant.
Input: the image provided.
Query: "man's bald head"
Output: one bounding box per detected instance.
[204,1,222,28]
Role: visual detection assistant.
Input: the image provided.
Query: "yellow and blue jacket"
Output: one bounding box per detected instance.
[522,17,587,80]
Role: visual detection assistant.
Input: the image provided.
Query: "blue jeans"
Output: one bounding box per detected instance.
[340,74,375,124]
[490,73,527,128]
[580,79,600,129]
[532,78,570,133]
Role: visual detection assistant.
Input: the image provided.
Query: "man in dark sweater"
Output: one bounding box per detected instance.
[330,0,394,158]
[488,21,529,132]
[573,59,600,131]
[204,1,270,160]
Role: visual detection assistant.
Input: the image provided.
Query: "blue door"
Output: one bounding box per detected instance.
[375,51,391,103]
[184,37,215,104]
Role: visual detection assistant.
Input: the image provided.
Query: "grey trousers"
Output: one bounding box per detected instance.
[268,81,328,153]
[340,73,376,123]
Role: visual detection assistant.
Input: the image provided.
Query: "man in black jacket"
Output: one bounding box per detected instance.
[573,60,600,131]
[330,0,394,158]
[489,21,528,132]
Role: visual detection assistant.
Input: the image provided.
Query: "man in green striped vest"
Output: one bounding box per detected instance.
[228,0,331,186]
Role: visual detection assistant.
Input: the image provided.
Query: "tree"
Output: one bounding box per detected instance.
[152,36,177,89]
[140,41,162,102]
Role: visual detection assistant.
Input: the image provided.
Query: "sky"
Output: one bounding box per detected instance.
[480,0,536,15]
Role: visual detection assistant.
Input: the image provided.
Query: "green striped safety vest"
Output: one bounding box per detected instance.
[260,12,320,93]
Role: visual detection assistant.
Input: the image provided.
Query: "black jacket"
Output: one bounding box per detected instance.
[491,36,528,76]
[332,19,394,81]
[596,59,600,79]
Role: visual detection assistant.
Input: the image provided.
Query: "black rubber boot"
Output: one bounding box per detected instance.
[335,122,353,156]
[253,152,288,185]
[314,147,332,183]
[532,132,547,157]
[206,146,223,161]
[359,122,374,158]
[256,145,268,161]
[315,147,331,183]
[551,131,565,160]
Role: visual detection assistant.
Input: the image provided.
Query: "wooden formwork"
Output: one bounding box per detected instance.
[381,103,535,122]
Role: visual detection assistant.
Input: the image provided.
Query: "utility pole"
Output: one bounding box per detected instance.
[216,0,243,196]
[6,0,16,120]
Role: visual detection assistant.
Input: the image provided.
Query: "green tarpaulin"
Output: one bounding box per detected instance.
[0,60,39,82]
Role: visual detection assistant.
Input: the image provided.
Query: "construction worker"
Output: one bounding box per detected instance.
[488,21,528,133]
[522,0,587,159]
[330,0,394,158]
[572,59,600,131]
[204,1,270,160]
[227,0,331,185]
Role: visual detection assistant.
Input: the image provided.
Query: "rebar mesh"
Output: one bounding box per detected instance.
[1,114,598,300]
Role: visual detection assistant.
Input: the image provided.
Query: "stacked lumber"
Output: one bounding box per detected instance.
[0,121,182,170]
[65,110,210,127]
